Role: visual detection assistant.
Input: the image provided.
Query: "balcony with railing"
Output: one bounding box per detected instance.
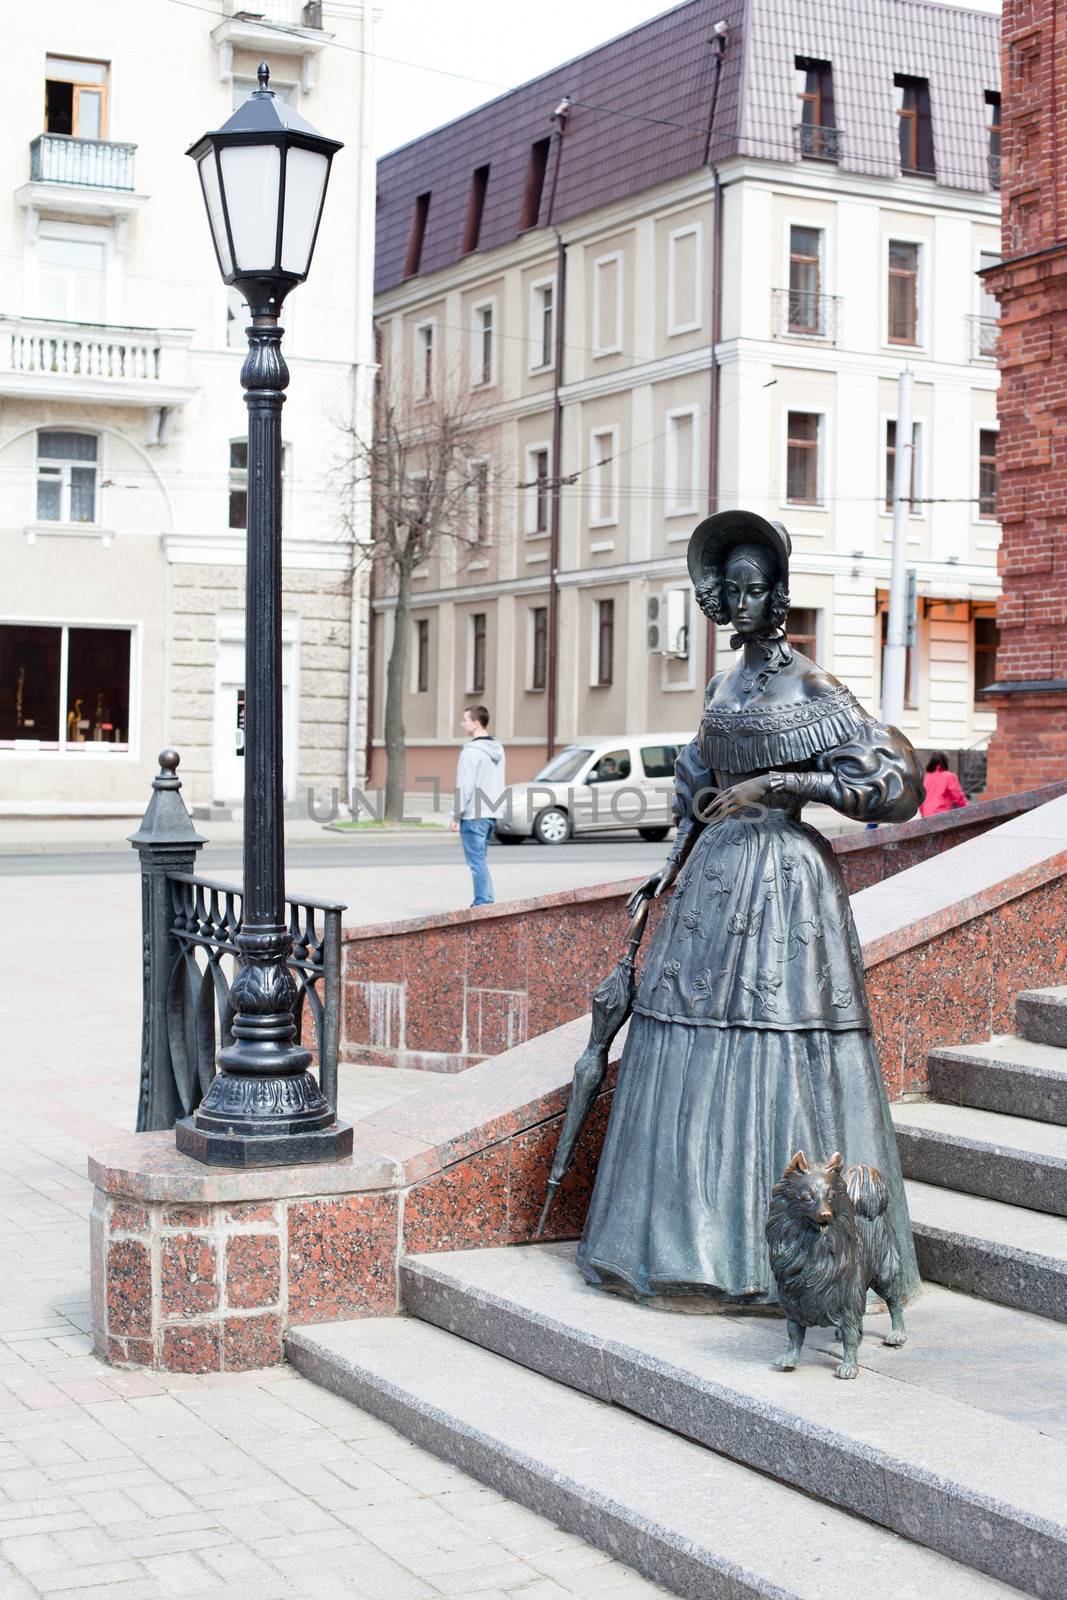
[968,314,998,361]
[214,0,330,88]
[227,0,321,21]
[0,317,195,408]
[30,133,136,191]
[794,123,843,162]
[771,288,841,344]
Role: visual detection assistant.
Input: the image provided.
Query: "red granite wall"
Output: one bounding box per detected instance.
[982,0,1067,793]
[341,783,1067,1071]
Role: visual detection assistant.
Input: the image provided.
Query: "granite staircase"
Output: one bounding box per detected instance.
[287,986,1067,1600]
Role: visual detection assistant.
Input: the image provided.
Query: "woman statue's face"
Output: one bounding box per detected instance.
[723,550,775,636]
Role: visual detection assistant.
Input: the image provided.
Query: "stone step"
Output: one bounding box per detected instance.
[906,1179,1067,1322]
[396,1243,1067,1598]
[286,1314,1017,1600]
[928,1035,1067,1126]
[892,1100,1067,1215]
[1017,986,1067,1050]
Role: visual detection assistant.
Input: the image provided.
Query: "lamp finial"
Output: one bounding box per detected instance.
[256,61,271,93]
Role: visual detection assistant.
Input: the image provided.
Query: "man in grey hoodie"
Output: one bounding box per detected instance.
[449,705,507,906]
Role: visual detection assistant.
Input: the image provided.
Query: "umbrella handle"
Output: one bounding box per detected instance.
[626,897,650,957]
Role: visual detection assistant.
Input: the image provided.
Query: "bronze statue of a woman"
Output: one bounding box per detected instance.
[576,510,923,1309]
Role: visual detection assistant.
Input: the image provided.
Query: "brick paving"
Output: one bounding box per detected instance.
[1,868,668,1599]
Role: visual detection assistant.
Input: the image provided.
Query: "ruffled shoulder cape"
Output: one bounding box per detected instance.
[701,653,873,773]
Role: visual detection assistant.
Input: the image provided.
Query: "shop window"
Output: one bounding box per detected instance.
[0,622,130,749]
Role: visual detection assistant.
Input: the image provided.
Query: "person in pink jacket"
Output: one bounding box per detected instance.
[920,752,968,817]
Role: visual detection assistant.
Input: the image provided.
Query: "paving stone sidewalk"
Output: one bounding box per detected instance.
[0,871,669,1600]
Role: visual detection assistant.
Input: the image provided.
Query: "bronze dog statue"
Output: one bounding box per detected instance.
[765,1151,907,1380]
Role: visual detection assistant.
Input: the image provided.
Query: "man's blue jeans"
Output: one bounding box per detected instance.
[460,818,495,905]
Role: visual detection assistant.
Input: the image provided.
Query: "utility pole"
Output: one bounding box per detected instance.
[882,366,913,727]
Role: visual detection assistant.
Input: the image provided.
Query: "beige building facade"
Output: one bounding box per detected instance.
[371,0,1001,791]
[1,0,375,814]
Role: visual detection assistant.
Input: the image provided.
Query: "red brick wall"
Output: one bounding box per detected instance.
[984,1,1067,793]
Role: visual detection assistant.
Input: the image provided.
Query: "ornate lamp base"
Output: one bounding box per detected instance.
[175,1114,353,1168]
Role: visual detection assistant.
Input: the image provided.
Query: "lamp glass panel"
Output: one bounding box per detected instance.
[280,145,329,276]
[219,143,282,273]
[198,152,233,277]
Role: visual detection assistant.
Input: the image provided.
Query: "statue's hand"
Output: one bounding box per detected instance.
[625,860,679,918]
[700,774,773,824]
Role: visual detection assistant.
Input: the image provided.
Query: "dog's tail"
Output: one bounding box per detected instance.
[845,1164,889,1219]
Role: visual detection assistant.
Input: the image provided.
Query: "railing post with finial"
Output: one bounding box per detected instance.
[128,752,206,1131]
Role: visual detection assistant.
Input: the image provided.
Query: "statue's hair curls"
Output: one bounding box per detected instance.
[694,567,791,633]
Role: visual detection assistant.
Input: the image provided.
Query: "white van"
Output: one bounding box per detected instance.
[493,733,691,846]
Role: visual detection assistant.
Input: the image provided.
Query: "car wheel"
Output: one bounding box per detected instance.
[496,832,524,845]
[638,826,670,842]
[533,807,570,845]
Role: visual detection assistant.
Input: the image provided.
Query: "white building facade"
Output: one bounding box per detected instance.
[1,0,376,814]
[371,0,1001,789]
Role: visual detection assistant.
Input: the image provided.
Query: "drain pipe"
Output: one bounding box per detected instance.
[704,20,729,683]
[545,96,570,759]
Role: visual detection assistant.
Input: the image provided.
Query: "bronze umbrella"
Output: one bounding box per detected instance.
[534,899,650,1238]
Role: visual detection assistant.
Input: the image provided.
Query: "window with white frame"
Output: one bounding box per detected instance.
[468,612,487,694]
[588,428,618,526]
[471,302,494,386]
[592,252,622,356]
[36,223,107,323]
[0,621,131,750]
[36,430,98,525]
[592,598,615,687]
[884,418,923,512]
[785,412,823,505]
[412,617,429,694]
[415,319,435,398]
[667,224,702,335]
[469,459,491,543]
[45,55,108,138]
[229,438,289,530]
[978,428,998,519]
[665,408,699,515]
[226,287,248,349]
[526,445,551,535]
[887,240,922,345]
[530,280,555,371]
[528,605,548,691]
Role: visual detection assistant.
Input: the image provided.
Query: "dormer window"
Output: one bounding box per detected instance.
[895,74,935,176]
[404,191,430,279]
[986,91,1001,188]
[462,165,490,254]
[795,57,838,160]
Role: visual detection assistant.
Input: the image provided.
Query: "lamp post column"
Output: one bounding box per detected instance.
[175,309,352,1167]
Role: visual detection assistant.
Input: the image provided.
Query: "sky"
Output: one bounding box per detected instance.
[371,0,1002,157]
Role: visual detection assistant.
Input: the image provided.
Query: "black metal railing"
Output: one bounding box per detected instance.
[794,123,843,161]
[165,873,343,1123]
[30,133,136,191]
[130,752,345,1133]
[771,288,841,342]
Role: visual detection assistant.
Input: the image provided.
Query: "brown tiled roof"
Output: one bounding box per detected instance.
[375,0,1000,298]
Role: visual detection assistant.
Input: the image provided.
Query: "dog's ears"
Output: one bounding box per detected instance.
[785,1151,808,1174]
[826,1151,843,1174]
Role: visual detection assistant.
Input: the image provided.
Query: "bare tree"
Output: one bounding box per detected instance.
[339,368,495,821]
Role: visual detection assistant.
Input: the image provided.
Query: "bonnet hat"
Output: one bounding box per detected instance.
[686,509,792,590]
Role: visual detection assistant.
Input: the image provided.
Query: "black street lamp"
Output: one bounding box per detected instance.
[176,64,351,1166]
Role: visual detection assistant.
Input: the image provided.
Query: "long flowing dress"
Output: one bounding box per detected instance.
[576,651,923,1307]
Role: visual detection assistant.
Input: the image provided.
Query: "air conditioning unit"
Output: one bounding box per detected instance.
[647,590,689,656]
